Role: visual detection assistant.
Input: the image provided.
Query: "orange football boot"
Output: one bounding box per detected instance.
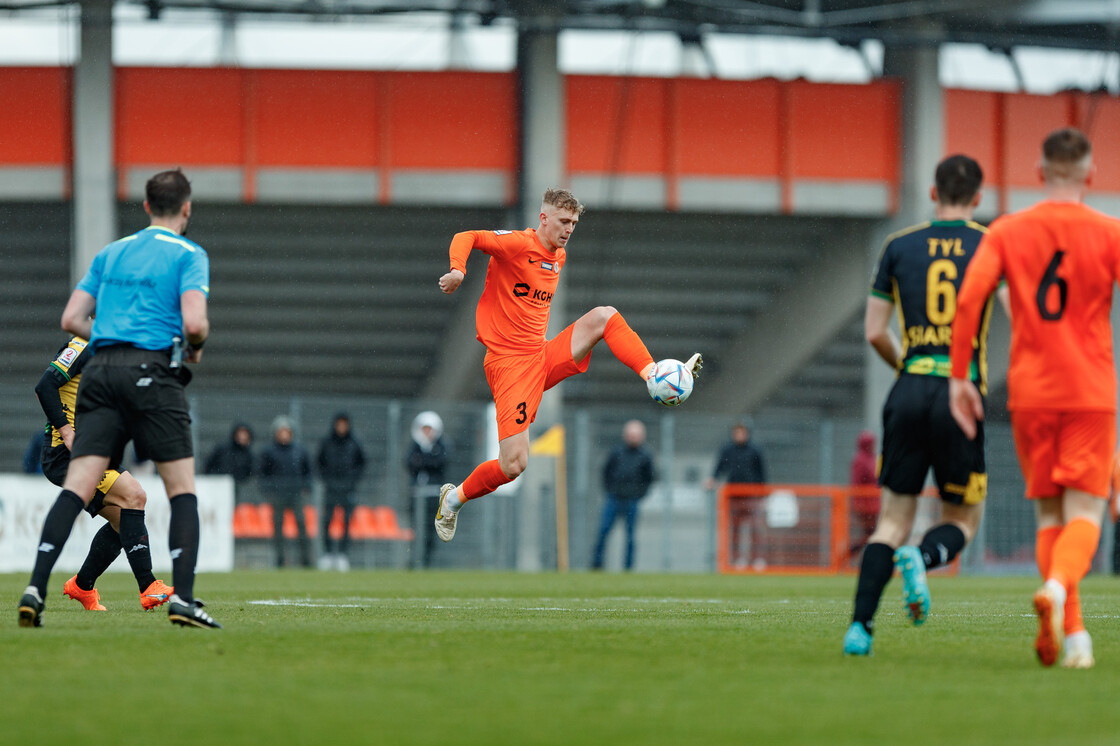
[62,575,106,611]
[140,579,173,610]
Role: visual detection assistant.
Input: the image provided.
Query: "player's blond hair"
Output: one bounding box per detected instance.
[542,188,585,215]
[1041,127,1092,184]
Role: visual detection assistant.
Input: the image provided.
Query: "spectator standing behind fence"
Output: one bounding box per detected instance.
[22,429,47,474]
[406,411,451,568]
[848,430,879,557]
[204,422,255,501]
[317,412,366,572]
[258,416,313,568]
[591,420,655,571]
[703,422,767,568]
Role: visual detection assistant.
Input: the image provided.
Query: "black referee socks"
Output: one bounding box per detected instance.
[168,493,200,603]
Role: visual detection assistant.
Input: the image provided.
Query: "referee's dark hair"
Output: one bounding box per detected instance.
[934,154,983,206]
[146,168,192,216]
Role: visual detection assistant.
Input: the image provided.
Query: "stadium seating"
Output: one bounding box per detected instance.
[233,503,412,542]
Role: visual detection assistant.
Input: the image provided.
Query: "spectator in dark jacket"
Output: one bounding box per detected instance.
[22,429,47,474]
[406,411,451,568]
[258,416,313,568]
[317,412,366,571]
[591,420,655,571]
[704,422,768,568]
[204,422,255,500]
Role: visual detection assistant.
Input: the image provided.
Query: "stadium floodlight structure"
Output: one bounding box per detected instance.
[2,0,1120,54]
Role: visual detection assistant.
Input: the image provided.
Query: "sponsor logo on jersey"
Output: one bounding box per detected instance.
[540,261,555,272]
[512,283,553,303]
[494,230,514,235]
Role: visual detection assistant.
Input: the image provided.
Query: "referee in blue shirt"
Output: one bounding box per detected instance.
[19,169,220,629]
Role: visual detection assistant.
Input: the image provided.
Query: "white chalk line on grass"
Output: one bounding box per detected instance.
[247,597,1116,621]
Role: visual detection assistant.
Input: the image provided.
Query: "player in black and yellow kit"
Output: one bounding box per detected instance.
[843,155,1008,656]
[35,336,173,611]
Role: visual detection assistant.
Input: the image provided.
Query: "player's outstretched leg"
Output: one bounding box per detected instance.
[63,575,106,611]
[434,483,459,542]
[893,545,930,625]
[1033,580,1065,667]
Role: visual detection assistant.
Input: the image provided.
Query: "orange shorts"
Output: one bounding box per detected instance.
[1010,409,1116,499]
[484,324,591,441]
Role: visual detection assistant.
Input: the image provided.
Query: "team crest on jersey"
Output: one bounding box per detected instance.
[494,230,513,235]
[57,348,78,367]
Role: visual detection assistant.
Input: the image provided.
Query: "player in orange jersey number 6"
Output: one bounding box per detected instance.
[950,128,1120,670]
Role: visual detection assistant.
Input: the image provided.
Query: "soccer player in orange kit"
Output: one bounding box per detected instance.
[434,188,701,542]
[950,128,1120,669]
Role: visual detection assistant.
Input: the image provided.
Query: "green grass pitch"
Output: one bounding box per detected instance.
[2,570,1120,745]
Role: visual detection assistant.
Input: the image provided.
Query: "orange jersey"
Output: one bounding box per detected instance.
[450,228,565,355]
[950,200,1120,411]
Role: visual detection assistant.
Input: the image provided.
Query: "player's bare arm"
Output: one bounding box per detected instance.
[864,295,901,367]
[60,289,96,339]
[440,269,465,294]
[948,377,984,440]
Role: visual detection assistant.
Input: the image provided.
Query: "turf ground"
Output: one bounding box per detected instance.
[2,570,1119,745]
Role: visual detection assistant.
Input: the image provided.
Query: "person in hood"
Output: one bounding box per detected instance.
[259,415,313,568]
[204,422,255,498]
[316,412,366,571]
[406,411,451,568]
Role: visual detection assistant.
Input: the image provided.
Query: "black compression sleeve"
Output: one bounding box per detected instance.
[34,366,70,430]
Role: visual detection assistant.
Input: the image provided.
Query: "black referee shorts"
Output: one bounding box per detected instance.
[879,374,987,506]
[71,345,194,463]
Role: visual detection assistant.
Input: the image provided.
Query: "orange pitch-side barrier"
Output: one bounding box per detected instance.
[716,484,941,575]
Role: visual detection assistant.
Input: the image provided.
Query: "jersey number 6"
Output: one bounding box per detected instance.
[1036,249,1068,321]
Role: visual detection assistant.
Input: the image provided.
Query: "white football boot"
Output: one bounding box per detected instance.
[685,352,703,379]
[434,483,459,542]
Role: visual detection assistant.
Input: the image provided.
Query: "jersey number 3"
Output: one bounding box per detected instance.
[1036,249,1068,321]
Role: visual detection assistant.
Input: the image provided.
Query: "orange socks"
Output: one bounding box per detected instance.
[460,459,513,500]
[1039,519,1100,635]
[1035,525,1061,577]
[603,312,655,377]
[1047,518,1100,589]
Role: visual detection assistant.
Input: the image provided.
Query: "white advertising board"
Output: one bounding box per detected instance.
[0,474,234,573]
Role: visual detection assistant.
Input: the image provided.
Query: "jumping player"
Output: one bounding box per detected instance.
[433,188,701,542]
[950,128,1120,669]
[35,335,173,611]
[844,155,1005,656]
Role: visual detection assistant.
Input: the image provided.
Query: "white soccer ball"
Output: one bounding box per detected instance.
[646,358,694,407]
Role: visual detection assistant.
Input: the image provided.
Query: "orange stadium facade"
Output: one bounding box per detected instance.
[6,67,1120,216]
